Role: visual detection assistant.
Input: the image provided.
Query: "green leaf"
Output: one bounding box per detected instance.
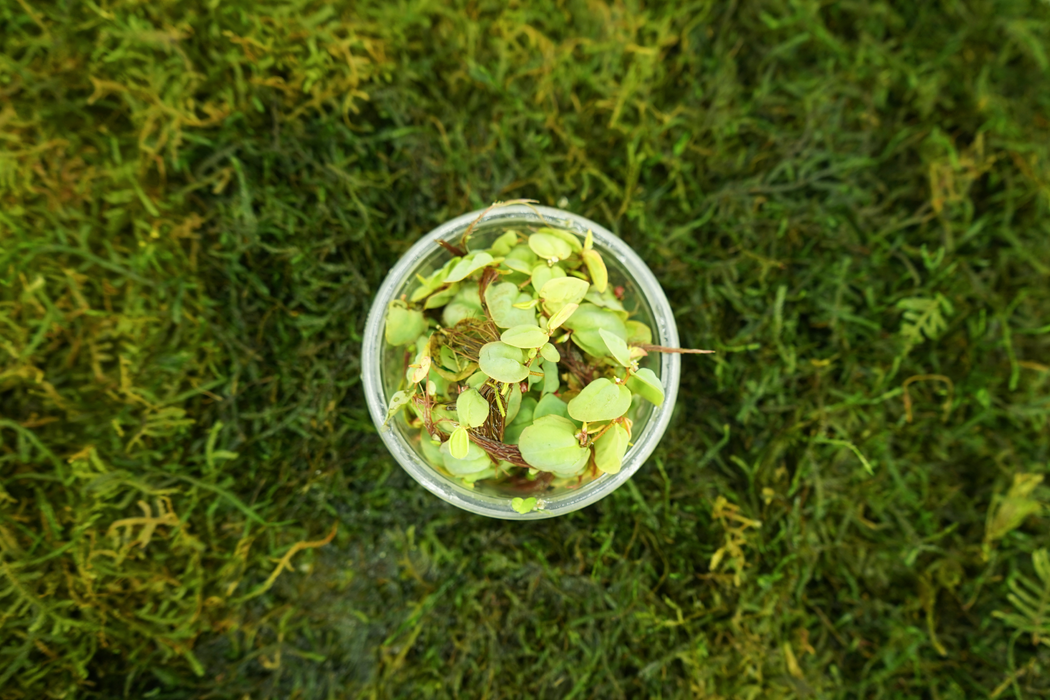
[441,301,483,327]
[511,496,538,514]
[410,266,450,302]
[540,277,590,307]
[582,249,608,293]
[422,282,460,310]
[627,367,665,407]
[504,257,534,275]
[546,302,579,332]
[562,303,628,357]
[531,263,565,293]
[440,437,491,476]
[504,382,523,423]
[478,342,529,383]
[448,426,471,459]
[528,232,574,261]
[567,378,632,422]
[593,423,629,474]
[504,397,537,444]
[626,320,653,345]
[484,282,538,328]
[533,393,570,421]
[446,251,495,283]
[539,342,560,363]
[419,433,444,468]
[535,227,583,252]
[542,359,559,395]
[489,230,520,256]
[456,389,490,428]
[385,302,428,346]
[384,389,415,424]
[518,415,590,476]
[600,328,631,366]
[501,325,550,348]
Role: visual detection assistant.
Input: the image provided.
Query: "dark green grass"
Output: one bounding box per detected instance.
[2,0,1050,697]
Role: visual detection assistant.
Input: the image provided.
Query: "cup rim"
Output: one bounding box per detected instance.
[361,204,680,519]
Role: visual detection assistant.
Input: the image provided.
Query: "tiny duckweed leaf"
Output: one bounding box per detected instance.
[511,496,538,514]
[440,436,491,475]
[456,389,490,428]
[534,393,570,421]
[446,252,495,283]
[539,342,560,363]
[449,426,471,459]
[599,328,631,366]
[626,320,653,345]
[512,298,540,310]
[478,342,529,383]
[518,415,590,476]
[528,232,574,261]
[593,423,629,474]
[547,302,579,332]
[485,282,538,328]
[584,229,594,251]
[539,277,590,306]
[386,303,428,346]
[627,367,664,407]
[501,325,550,348]
[535,227,583,252]
[567,378,632,422]
[582,249,608,293]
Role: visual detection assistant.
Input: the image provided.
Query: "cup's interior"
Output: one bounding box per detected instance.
[379,218,662,500]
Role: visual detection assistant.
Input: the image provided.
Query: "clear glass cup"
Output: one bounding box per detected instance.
[361,205,680,519]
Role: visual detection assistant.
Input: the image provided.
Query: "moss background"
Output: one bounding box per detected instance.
[2,1,1050,698]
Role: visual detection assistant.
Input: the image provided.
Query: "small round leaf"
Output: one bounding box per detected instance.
[528,232,574,261]
[518,415,590,476]
[539,277,590,306]
[385,303,428,346]
[593,423,629,474]
[501,325,550,348]
[448,426,471,459]
[534,393,570,421]
[484,282,538,328]
[440,436,491,476]
[539,342,560,363]
[456,389,490,428]
[478,342,529,383]
[567,378,632,422]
